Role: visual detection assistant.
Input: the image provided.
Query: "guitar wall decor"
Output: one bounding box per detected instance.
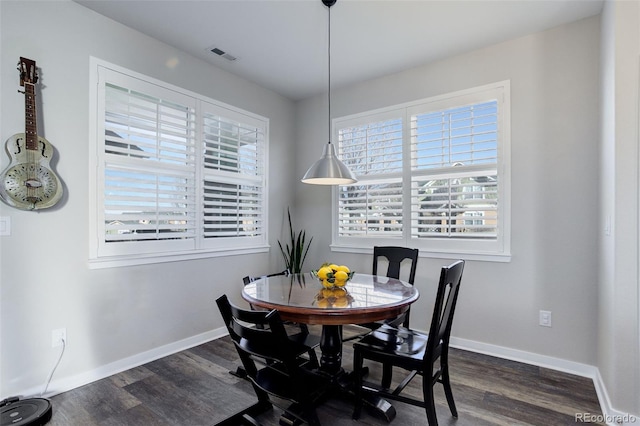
[0,57,63,210]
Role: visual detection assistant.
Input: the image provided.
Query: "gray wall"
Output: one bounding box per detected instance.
[296,16,601,364]
[0,0,296,397]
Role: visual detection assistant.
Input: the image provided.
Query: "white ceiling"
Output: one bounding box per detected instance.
[74,0,604,101]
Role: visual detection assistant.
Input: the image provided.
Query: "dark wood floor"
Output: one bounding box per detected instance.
[48,326,603,425]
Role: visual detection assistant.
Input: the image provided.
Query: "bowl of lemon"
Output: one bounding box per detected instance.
[312,263,355,288]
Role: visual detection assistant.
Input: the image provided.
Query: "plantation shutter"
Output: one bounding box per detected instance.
[201,102,265,243]
[338,117,403,238]
[409,101,499,239]
[103,82,197,245]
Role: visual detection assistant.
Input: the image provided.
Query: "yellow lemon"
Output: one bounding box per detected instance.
[328,264,340,271]
[317,266,332,280]
[334,270,348,282]
[333,288,346,298]
[333,296,350,308]
[322,288,334,298]
[322,279,334,288]
[336,265,350,273]
[317,298,330,308]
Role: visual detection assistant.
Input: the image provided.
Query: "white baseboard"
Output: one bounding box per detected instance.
[18,327,228,400]
[449,336,598,377]
[450,337,639,426]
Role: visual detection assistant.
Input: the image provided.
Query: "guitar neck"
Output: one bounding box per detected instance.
[24,82,38,151]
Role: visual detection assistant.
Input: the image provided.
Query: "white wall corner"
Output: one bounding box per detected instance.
[449,337,628,423]
[591,369,640,425]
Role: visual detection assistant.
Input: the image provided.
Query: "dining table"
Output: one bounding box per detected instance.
[241,271,419,422]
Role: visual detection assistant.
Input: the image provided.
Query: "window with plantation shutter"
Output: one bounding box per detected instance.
[338,116,403,238]
[103,83,197,248]
[90,60,268,266]
[201,104,265,242]
[334,82,510,261]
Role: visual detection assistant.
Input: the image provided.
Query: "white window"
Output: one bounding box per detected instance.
[89,59,268,267]
[333,82,510,261]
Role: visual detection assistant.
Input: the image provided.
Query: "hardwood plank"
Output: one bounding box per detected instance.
[109,365,154,388]
[123,373,228,425]
[96,404,174,426]
[48,376,141,425]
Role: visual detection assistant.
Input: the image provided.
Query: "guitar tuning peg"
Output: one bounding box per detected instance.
[17,90,25,94]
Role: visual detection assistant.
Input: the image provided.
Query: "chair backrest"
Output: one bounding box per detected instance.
[372,246,419,284]
[216,294,298,367]
[424,260,464,365]
[242,269,290,286]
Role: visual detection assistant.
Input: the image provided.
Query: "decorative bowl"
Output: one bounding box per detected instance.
[312,263,355,288]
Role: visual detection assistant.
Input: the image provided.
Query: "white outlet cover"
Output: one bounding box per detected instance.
[52,328,66,347]
[0,217,10,236]
[539,310,552,327]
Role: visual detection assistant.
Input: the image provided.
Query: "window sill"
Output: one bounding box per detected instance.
[88,245,269,269]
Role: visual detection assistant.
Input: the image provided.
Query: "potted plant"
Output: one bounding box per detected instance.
[278,208,312,273]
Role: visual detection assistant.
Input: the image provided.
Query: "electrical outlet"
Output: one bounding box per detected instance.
[52,328,66,348]
[539,310,552,327]
[0,217,10,236]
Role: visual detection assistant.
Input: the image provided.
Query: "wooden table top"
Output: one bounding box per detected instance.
[242,272,419,325]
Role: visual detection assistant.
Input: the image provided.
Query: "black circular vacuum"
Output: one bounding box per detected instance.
[0,397,52,426]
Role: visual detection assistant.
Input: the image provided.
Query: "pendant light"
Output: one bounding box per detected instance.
[301,0,357,185]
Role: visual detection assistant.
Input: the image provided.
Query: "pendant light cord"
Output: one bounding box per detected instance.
[327,3,332,145]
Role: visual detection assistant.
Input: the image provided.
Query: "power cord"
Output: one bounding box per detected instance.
[40,337,65,397]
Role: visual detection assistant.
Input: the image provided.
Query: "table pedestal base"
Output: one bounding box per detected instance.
[277,324,397,424]
[319,325,342,375]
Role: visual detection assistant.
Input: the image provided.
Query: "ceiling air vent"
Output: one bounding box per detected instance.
[209,46,237,61]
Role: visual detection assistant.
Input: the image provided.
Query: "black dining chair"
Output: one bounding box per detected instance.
[372,246,419,328]
[215,295,329,426]
[342,246,419,343]
[231,270,320,379]
[351,260,465,426]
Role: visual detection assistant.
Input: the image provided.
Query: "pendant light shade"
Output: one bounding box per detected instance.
[302,0,357,185]
[301,142,357,185]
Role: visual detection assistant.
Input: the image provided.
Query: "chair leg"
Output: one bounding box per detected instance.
[423,381,438,426]
[403,311,410,328]
[441,364,458,417]
[230,366,248,379]
[352,350,364,420]
[307,348,319,369]
[306,407,321,426]
[381,363,393,390]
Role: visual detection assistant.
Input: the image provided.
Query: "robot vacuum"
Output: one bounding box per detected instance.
[1,397,52,426]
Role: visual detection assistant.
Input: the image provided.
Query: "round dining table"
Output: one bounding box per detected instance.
[242,272,420,375]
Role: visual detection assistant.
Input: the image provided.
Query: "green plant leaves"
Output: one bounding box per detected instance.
[278,207,313,273]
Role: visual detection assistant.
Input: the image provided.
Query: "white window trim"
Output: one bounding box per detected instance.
[88,57,269,269]
[330,81,511,262]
